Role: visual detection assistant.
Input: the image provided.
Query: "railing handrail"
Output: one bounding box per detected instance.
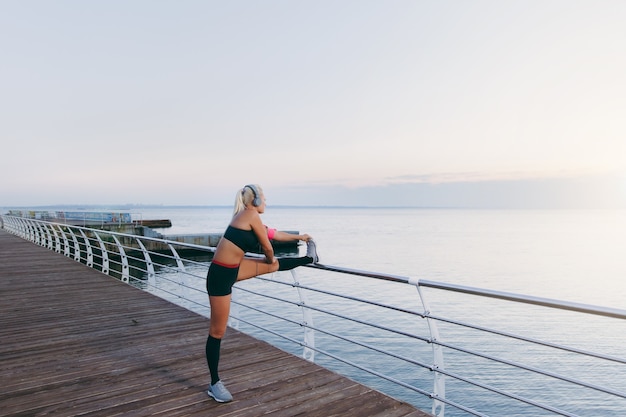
[3,214,625,417]
[416,278,626,320]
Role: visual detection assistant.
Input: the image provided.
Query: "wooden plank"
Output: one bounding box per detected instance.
[0,230,431,417]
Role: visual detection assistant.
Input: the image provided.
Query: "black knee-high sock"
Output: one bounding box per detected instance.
[277,256,313,271]
[206,335,222,385]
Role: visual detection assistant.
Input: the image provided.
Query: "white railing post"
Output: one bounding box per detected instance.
[1,215,10,232]
[17,218,27,240]
[80,229,94,268]
[68,228,81,262]
[25,221,36,245]
[9,216,20,237]
[50,224,62,253]
[43,223,54,250]
[17,217,28,239]
[167,243,189,300]
[94,232,109,275]
[410,277,446,417]
[25,221,41,244]
[38,222,47,246]
[136,239,156,288]
[23,219,35,242]
[112,235,130,283]
[12,216,20,235]
[290,269,315,362]
[56,225,71,257]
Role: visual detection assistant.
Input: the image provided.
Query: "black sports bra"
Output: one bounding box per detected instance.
[223,225,259,253]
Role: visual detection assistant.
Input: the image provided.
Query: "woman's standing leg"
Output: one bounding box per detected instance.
[207,295,230,385]
[205,294,232,402]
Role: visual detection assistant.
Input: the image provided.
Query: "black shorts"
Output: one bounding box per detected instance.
[206,261,239,296]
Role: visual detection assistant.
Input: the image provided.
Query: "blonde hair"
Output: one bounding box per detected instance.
[233,184,263,216]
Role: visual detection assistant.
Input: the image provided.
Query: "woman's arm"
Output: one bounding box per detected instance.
[249,214,275,263]
[271,230,311,242]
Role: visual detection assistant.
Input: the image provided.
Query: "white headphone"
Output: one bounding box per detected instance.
[244,184,262,207]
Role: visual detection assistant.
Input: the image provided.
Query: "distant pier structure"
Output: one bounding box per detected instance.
[7,209,138,226]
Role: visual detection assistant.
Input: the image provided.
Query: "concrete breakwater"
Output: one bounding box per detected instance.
[97,224,300,255]
[156,231,301,254]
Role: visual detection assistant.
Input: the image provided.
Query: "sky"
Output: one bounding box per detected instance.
[2,1,626,208]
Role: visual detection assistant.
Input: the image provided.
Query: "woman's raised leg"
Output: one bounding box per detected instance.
[236,258,279,281]
[236,255,315,282]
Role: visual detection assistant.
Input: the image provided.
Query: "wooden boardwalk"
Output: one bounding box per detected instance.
[0,230,430,417]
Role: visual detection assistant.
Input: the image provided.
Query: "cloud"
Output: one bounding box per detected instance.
[269,173,626,209]
[384,169,612,185]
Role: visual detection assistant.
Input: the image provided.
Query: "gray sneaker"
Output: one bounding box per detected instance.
[306,240,319,263]
[207,380,233,403]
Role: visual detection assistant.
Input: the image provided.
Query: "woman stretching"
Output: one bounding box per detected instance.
[205,184,319,402]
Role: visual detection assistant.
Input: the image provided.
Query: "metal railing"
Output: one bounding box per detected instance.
[2,214,626,417]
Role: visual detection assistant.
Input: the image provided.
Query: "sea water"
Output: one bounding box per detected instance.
[129,207,626,416]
